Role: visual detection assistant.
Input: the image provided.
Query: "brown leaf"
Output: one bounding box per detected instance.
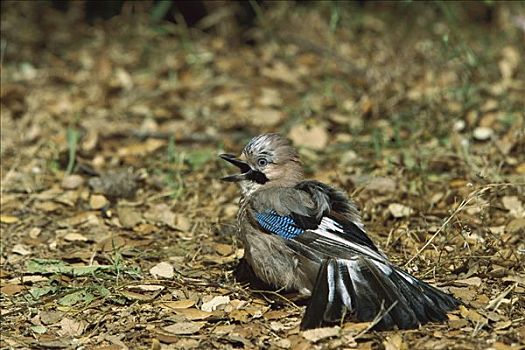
[162,321,205,335]
[117,206,142,228]
[249,108,285,127]
[388,203,413,218]
[173,308,213,321]
[149,262,174,279]
[0,284,25,295]
[61,175,84,190]
[301,326,340,342]
[288,124,329,150]
[383,333,403,350]
[57,318,86,337]
[63,233,89,242]
[454,277,482,287]
[89,194,109,210]
[160,300,196,309]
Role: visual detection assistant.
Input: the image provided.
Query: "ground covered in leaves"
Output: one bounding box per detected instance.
[1,2,524,349]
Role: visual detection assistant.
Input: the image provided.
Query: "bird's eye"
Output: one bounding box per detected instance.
[257,158,268,167]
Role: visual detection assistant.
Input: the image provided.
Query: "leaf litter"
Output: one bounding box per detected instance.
[1,2,524,349]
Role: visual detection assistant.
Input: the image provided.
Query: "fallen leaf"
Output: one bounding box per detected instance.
[249,108,285,127]
[0,284,25,295]
[58,317,86,337]
[201,295,230,312]
[149,262,174,279]
[173,308,213,321]
[40,311,64,325]
[213,324,235,335]
[273,338,291,349]
[449,287,477,302]
[90,194,109,210]
[301,326,340,342]
[160,300,196,309]
[163,321,205,335]
[383,333,403,350]
[63,233,89,242]
[61,175,84,190]
[459,305,487,324]
[0,215,19,224]
[366,177,397,193]
[502,196,523,218]
[257,88,282,107]
[120,290,156,301]
[454,277,482,287]
[506,218,525,234]
[128,285,165,292]
[388,203,413,218]
[214,243,234,256]
[288,124,329,150]
[31,325,47,334]
[117,206,142,228]
[494,320,512,330]
[12,244,31,255]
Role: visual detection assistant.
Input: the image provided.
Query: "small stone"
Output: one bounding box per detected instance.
[473,127,493,141]
[453,120,466,132]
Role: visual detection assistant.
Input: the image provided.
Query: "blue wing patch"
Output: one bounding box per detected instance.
[256,211,304,239]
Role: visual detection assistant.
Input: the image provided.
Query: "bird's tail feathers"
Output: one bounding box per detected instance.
[300,257,459,330]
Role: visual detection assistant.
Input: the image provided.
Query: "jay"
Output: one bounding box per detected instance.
[220,133,459,330]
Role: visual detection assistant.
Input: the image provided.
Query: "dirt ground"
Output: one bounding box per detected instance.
[1,2,524,349]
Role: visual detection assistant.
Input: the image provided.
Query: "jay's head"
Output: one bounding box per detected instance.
[220,133,303,195]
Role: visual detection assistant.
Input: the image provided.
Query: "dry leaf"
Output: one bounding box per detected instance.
[249,108,285,127]
[163,322,205,335]
[161,300,196,309]
[149,262,174,279]
[383,333,403,350]
[63,232,89,242]
[388,203,413,218]
[366,177,397,193]
[0,284,25,295]
[0,215,19,224]
[455,277,482,287]
[301,326,340,342]
[90,194,109,210]
[502,196,524,218]
[12,244,31,255]
[201,295,230,312]
[61,175,84,190]
[288,124,329,150]
[117,206,142,228]
[58,318,86,337]
[129,285,165,292]
[506,218,525,234]
[173,308,213,321]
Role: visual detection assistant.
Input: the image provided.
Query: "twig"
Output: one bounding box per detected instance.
[251,289,302,310]
[354,300,398,339]
[403,183,522,268]
[486,283,517,311]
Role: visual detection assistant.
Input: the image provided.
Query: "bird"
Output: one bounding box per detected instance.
[219,133,459,330]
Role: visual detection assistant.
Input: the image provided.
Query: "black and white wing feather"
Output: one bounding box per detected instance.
[251,181,459,330]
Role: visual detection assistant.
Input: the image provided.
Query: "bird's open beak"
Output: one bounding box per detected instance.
[219,154,251,182]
